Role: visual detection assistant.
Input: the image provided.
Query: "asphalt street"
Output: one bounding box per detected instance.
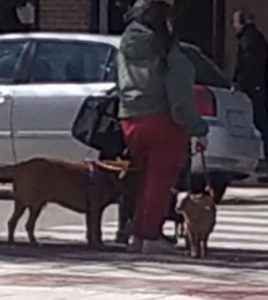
[0,185,267,299]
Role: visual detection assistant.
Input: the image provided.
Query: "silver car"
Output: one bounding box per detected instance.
[0,33,261,201]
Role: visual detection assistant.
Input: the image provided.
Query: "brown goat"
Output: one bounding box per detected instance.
[0,158,128,248]
[178,191,216,258]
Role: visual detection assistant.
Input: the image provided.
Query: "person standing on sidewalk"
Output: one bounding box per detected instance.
[15,0,35,32]
[117,0,208,254]
[233,9,268,182]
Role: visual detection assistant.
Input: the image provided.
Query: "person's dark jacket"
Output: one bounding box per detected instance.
[234,23,268,130]
[234,23,267,97]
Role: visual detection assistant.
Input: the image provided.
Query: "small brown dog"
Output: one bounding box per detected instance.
[0,158,130,248]
[177,189,216,258]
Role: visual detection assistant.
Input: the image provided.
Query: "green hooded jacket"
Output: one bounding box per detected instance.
[117,21,209,137]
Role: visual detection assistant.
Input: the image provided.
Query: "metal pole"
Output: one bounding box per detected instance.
[212,0,218,62]
[212,0,225,67]
[34,0,39,30]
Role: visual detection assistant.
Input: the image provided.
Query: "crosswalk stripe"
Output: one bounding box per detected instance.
[210,232,268,242]
[218,211,268,217]
[216,217,268,225]
[214,224,268,233]
[0,203,267,252]
[219,206,267,211]
[208,241,267,251]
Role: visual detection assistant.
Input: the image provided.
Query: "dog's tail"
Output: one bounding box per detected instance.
[0,164,19,182]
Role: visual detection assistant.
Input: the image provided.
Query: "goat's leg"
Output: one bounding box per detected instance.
[190,233,200,258]
[200,235,209,259]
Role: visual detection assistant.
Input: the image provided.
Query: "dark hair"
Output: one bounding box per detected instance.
[125,1,173,65]
[236,9,254,25]
[125,1,172,31]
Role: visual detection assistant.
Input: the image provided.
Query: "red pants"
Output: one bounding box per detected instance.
[121,114,189,240]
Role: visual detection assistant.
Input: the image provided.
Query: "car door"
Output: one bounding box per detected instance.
[11,39,117,163]
[0,40,28,165]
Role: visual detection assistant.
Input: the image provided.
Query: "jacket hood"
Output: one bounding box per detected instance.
[120,21,156,61]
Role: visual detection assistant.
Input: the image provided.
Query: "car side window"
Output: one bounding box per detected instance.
[30,40,114,83]
[104,48,117,82]
[183,47,231,89]
[0,41,26,84]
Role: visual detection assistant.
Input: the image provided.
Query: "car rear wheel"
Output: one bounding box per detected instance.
[209,174,229,204]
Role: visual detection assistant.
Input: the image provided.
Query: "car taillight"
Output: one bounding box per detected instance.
[194,85,217,117]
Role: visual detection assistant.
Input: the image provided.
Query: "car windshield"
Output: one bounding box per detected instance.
[181,45,231,89]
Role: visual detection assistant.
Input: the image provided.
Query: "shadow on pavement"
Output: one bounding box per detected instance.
[0,239,267,271]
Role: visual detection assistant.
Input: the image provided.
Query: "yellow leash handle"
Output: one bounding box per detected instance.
[85,159,137,179]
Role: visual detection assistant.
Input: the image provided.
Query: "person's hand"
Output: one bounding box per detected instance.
[195,136,208,152]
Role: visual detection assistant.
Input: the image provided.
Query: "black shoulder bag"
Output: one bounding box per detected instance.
[72,88,126,159]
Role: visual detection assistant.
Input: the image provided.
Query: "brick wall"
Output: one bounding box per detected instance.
[39,0,90,32]
[224,0,268,78]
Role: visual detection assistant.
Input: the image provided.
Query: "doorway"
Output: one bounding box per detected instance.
[108,0,132,34]
[175,0,225,66]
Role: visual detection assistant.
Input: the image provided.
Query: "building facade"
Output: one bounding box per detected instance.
[37,0,90,32]
[34,0,268,77]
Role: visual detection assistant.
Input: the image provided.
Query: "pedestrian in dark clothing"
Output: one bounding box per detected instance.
[0,0,21,33]
[233,9,268,182]
[15,0,35,32]
[117,0,208,254]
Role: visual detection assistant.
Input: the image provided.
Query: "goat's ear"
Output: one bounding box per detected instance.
[176,192,189,211]
[205,185,214,199]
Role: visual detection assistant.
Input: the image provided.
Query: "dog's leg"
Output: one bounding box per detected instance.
[85,205,103,250]
[184,231,190,250]
[8,201,26,244]
[85,193,93,247]
[25,205,43,245]
[90,207,104,250]
[85,201,102,249]
[85,212,92,247]
[179,221,186,238]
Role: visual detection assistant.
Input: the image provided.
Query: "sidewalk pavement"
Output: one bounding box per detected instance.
[0,242,267,300]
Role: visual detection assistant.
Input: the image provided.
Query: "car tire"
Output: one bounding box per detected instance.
[190,173,229,205]
[209,174,229,204]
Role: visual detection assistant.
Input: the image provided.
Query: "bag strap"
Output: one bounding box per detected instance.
[199,150,211,189]
[189,147,213,197]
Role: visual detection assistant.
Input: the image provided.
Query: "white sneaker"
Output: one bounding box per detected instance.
[142,237,179,255]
